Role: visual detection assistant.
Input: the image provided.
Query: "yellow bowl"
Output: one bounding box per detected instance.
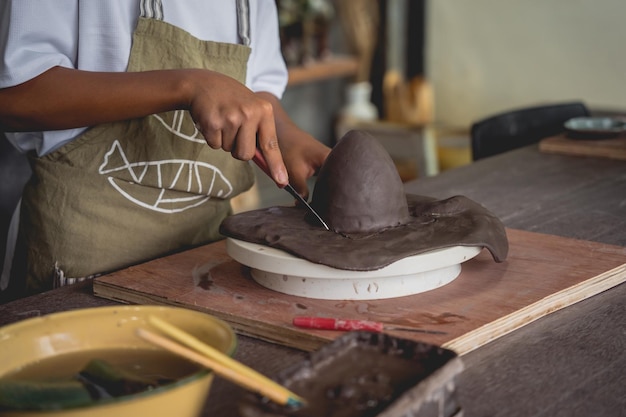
[0,305,236,417]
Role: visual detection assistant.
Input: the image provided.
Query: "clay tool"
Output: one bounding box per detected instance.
[252,149,329,230]
[292,316,447,335]
[139,316,306,408]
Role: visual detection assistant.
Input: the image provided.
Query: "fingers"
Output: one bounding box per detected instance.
[279,133,331,201]
[230,122,256,160]
[257,109,288,186]
[196,110,247,154]
[198,123,223,150]
[186,71,289,185]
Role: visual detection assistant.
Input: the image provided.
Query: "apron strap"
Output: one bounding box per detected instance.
[140,0,164,20]
[139,0,250,45]
[236,0,251,47]
[0,199,20,291]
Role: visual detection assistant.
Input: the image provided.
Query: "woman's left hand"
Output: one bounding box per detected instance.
[255,92,331,200]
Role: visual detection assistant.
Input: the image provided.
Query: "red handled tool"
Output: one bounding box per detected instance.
[292,316,447,335]
[252,149,329,230]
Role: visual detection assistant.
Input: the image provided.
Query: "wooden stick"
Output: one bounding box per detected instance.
[136,328,304,407]
[148,316,262,387]
[144,316,305,407]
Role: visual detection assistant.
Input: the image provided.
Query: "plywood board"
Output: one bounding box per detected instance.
[539,133,626,160]
[93,229,626,355]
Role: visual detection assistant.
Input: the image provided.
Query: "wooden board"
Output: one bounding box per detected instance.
[93,229,626,355]
[539,133,626,160]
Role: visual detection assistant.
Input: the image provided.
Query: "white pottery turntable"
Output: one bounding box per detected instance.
[226,238,482,300]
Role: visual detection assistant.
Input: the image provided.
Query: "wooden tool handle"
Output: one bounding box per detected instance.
[252,149,285,189]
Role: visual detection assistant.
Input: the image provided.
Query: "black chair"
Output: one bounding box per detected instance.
[470,101,590,160]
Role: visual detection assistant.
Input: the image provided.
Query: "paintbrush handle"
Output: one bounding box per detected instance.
[252,149,285,188]
[136,329,302,407]
[293,316,384,332]
[147,316,305,406]
[292,316,447,335]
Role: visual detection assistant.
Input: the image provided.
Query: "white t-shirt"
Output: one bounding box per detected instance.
[0,0,288,156]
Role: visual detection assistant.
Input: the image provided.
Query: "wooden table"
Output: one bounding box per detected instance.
[1,145,625,417]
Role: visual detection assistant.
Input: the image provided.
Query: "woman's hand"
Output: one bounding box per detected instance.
[256,92,331,200]
[184,70,288,186]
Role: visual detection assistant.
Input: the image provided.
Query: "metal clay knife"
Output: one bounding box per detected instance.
[252,149,330,230]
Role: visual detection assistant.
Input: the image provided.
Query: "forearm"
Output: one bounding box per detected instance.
[0,66,191,132]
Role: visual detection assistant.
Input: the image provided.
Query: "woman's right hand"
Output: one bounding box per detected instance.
[184,69,288,186]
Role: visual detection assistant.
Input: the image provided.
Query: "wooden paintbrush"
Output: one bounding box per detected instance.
[137,316,305,408]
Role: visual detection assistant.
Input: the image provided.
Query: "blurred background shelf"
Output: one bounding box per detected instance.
[287,55,358,86]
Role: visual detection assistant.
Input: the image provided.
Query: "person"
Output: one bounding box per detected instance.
[0,0,331,299]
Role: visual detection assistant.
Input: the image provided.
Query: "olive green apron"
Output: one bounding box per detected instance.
[17,1,255,292]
